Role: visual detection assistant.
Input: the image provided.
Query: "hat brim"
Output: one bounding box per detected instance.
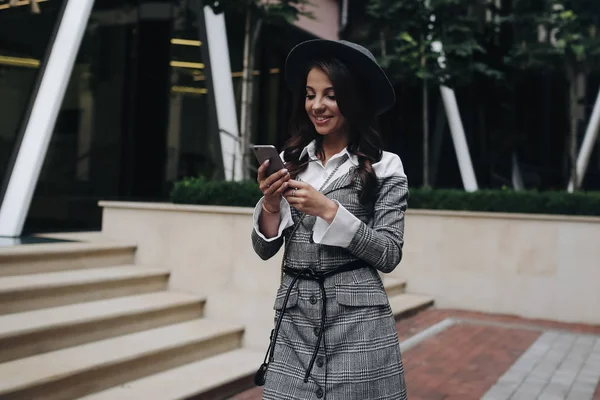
[284,40,395,115]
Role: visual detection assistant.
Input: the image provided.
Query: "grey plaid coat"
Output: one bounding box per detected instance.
[252,152,409,400]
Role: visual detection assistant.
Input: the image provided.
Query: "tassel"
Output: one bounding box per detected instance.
[254,363,268,386]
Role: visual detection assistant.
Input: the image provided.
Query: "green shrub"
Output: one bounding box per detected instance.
[408,189,600,216]
[171,177,600,216]
[171,177,262,207]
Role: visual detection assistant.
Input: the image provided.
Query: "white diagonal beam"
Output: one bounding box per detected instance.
[568,87,600,192]
[203,5,243,181]
[0,0,95,237]
[439,86,478,192]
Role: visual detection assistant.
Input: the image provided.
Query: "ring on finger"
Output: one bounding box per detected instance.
[292,188,297,197]
[266,183,271,188]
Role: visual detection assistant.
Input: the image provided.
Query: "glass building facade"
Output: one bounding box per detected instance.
[2,0,599,237]
[0,0,315,234]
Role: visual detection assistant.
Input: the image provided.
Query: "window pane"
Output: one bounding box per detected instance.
[0,0,66,194]
[167,6,219,183]
[24,1,137,233]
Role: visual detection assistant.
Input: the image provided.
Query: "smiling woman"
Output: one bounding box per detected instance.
[251,39,408,400]
[305,67,347,141]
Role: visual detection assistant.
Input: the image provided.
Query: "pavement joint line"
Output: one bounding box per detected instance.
[399,317,457,352]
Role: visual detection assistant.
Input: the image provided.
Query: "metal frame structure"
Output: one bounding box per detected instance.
[0,0,96,237]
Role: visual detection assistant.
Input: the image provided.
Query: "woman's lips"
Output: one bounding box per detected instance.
[313,116,332,125]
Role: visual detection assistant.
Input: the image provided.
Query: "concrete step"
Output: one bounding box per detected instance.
[389,293,435,320]
[0,292,205,363]
[77,348,263,400]
[0,241,137,277]
[0,265,170,315]
[382,276,407,297]
[0,319,244,400]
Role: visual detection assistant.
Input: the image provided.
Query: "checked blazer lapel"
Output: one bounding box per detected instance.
[321,166,359,196]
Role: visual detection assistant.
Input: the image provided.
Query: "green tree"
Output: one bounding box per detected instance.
[203,0,312,179]
[364,0,501,187]
[503,0,600,190]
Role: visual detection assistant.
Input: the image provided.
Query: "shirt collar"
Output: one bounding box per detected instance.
[300,140,359,166]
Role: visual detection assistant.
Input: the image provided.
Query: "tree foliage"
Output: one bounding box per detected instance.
[502,0,600,189]
[503,0,600,74]
[363,0,502,88]
[203,0,312,24]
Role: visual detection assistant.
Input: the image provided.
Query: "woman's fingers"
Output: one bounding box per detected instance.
[283,186,305,199]
[266,168,289,187]
[264,176,286,195]
[287,180,308,189]
[259,168,289,194]
[257,160,268,182]
[274,181,289,195]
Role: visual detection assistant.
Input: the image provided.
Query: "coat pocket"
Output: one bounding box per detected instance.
[273,285,299,310]
[335,282,389,307]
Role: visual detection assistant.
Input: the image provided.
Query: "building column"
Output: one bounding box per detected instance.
[0,0,95,237]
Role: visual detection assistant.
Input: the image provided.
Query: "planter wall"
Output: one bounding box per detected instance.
[99,201,600,325]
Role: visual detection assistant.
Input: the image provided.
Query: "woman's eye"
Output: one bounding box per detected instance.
[306,94,315,100]
[327,95,336,100]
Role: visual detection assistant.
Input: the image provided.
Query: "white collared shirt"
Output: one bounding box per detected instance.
[253,140,363,248]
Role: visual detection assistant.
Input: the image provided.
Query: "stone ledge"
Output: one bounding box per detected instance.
[0,240,137,257]
[98,201,254,216]
[409,208,600,224]
[98,200,600,223]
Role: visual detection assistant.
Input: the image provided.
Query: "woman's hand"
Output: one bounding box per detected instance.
[284,180,338,223]
[257,160,290,211]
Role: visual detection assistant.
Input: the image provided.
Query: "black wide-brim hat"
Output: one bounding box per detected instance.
[284,39,396,115]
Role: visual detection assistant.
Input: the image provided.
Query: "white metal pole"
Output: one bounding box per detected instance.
[0,0,95,237]
[203,6,243,181]
[439,85,479,192]
[430,31,478,192]
[567,87,600,192]
[512,152,525,191]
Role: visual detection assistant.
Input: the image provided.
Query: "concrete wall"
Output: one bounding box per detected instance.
[99,201,282,297]
[99,202,600,326]
[400,210,600,324]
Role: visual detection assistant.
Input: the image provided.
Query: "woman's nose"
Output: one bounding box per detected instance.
[312,98,325,112]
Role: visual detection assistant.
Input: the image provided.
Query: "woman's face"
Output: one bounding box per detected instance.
[305,67,348,139]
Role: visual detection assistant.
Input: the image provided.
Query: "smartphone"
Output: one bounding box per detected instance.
[252,145,286,177]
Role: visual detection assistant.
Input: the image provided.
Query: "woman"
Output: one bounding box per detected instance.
[251,39,409,400]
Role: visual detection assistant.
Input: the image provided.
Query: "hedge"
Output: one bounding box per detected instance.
[171,177,600,216]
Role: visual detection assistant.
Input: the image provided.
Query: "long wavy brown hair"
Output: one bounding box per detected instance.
[282,57,384,204]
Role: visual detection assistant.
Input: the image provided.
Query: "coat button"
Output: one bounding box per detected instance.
[313,327,320,337]
[309,295,317,304]
[309,235,314,244]
[316,357,324,367]
[316,388,324,398]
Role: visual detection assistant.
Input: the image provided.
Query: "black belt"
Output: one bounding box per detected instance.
[254,260,367,386]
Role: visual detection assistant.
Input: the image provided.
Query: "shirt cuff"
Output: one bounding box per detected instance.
[253,197,294,242]
[313,201,362,247]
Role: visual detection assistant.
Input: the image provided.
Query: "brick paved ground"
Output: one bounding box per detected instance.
[229,308,600,400]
